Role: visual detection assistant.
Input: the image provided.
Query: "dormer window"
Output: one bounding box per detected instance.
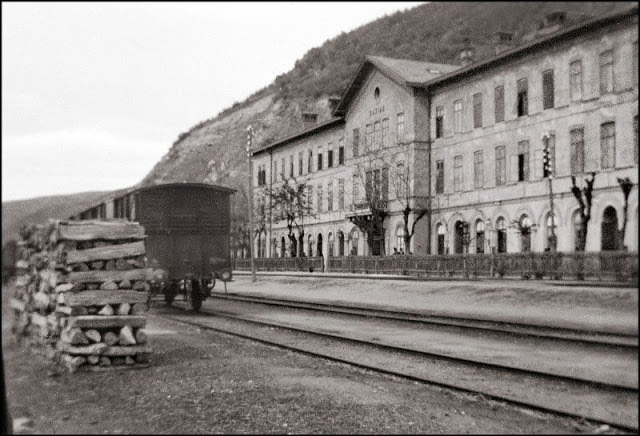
[374,86,381,102]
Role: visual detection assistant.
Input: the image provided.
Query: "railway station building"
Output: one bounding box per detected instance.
[251,6,638,260]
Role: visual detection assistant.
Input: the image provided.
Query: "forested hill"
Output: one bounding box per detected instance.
[139,1,633,199]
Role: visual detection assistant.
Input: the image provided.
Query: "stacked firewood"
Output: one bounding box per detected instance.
[10,219,153,373]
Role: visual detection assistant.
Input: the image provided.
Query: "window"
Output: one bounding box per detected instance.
[600,50,614,94]
[473,151,483,188]
[573,212,583,251]
[257,164,265,186]
[308,149,313,173]
[338,179,344,210]
[373,121,381,150]
[475,220,485,254]
[495,146,506,185]
[437,224,445,255]
[338,138,344,165]
[307,186,313,210]
[316,185,323,213]
[542,133,556,178]
[453,155,463,191]
[381,118,389,147]
[352,128,360,157]
[328,143,334,168]
[273,160,278,183]
[396,162,406,199]
[317,146,323,170]
[542,69,554,110]
[517,78,528,117]
[298,152,303,175]
[435,160,444,193]
[453,100,463,132]
[280,158,285,180]
[328,233,334,257]
[473,93,482,128]
[520,215,532,253]
[600,122,615,169]
[634,115,638,164]
[352,174,359,205]
[396,226,406,253]
[517,140,529,181]
[570,60,583,101]
[350,228,359,255]
[570,128,585,174]
[435,106,444,138]
[381,167,389,201]
[397,113,405,144]
[327,182,333,212]
[494,85,504,123]
[289,155,294,178]
[496,217,507,253]
[365,124,372,153]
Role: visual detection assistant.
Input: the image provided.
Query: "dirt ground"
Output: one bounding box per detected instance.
[1,282,626,434]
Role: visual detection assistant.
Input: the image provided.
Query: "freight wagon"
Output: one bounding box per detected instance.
[70,182,235,311]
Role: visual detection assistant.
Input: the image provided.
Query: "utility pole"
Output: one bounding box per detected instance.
[542,133,557,251]
[246,125,257,282]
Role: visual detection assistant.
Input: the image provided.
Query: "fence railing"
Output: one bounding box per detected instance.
[233,251,638,282]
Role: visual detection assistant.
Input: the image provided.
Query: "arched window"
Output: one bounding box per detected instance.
[396,226,406,254]
[328,232,334,257]
[496,217,507,253]
[454,220,466,254]
[520,215,532,253]
[396,162,406,199]
[338,231,345,256]
[307,234,314,257]
[280,236,286,258]
[475,220,485,254]
[317,233,324,257]
[259,232,266,258]
[291,234,297,258]
[546,213,557,251]
[437,224,446,255]
[349,228,359,255]
[272,238,277,258]
[601,206,619,251]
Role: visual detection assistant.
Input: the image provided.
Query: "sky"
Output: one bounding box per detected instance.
[2,1,424,202]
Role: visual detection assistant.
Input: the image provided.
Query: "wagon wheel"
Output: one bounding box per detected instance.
[190,280,203,312]
[164,282,177,306]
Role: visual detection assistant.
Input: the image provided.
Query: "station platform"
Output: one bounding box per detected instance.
[227,271,638,336]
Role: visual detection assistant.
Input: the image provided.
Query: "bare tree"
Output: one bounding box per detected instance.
[570,172,596,252]
[350,150,388,256]
[269,176,313,257]
[387,144,429,252]
[616,177,633,250]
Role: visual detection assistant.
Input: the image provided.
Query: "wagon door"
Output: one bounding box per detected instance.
[169,188,205,277]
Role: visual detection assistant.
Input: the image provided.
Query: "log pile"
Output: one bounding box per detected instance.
[9,219,153,373]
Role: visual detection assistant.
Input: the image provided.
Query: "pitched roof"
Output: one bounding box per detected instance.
[417,5,638,89]
[332,55,459,116]
[251,117,345,156]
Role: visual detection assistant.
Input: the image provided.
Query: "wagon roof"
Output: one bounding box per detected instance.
[135,182,236,194]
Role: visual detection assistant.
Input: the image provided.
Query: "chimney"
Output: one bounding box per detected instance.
[492,31,514,55]
[328,96,341,113]
[302,112,318,129]
[537,11,567,36]
[459,38,475,67]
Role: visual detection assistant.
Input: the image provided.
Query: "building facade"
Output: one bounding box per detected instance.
[251,6,638,262]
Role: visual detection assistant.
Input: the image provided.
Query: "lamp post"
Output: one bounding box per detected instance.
[246,125,257,282]
[542,132,557,252]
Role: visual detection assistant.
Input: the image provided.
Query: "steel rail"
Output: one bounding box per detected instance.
[209,292,638,348]
[158,304,637,432]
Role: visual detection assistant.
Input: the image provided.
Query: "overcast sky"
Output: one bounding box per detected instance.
[2,1,424,202]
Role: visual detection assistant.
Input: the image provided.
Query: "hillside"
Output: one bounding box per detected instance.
[1,191,109,242]
[3,2,634,236]
[139,1,634,201]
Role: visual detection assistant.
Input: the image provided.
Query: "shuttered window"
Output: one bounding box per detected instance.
[495,146,506,186]
[494,86,504,123]
[600,122,615,169]
[454,100,463,133]
[397,113,405,144]
[517,78,528,117]
[542,69,554,110]
[473,150,483,188]
[570,60,583,101]
[435,160,444,193]
[473,93,483,128]
[435,106,444,138]
[570,128,585,174]
[600,50,614,94]
[454,155,463,191]
[352,129,359,157]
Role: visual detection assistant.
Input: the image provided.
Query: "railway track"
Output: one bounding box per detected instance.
[154,299,638,432]
[208,292,638,348]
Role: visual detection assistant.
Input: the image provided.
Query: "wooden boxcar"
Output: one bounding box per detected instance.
[70,182,235,310]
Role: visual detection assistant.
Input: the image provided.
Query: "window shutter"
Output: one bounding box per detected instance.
[533,149,543,179]
[508,155,519,182]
